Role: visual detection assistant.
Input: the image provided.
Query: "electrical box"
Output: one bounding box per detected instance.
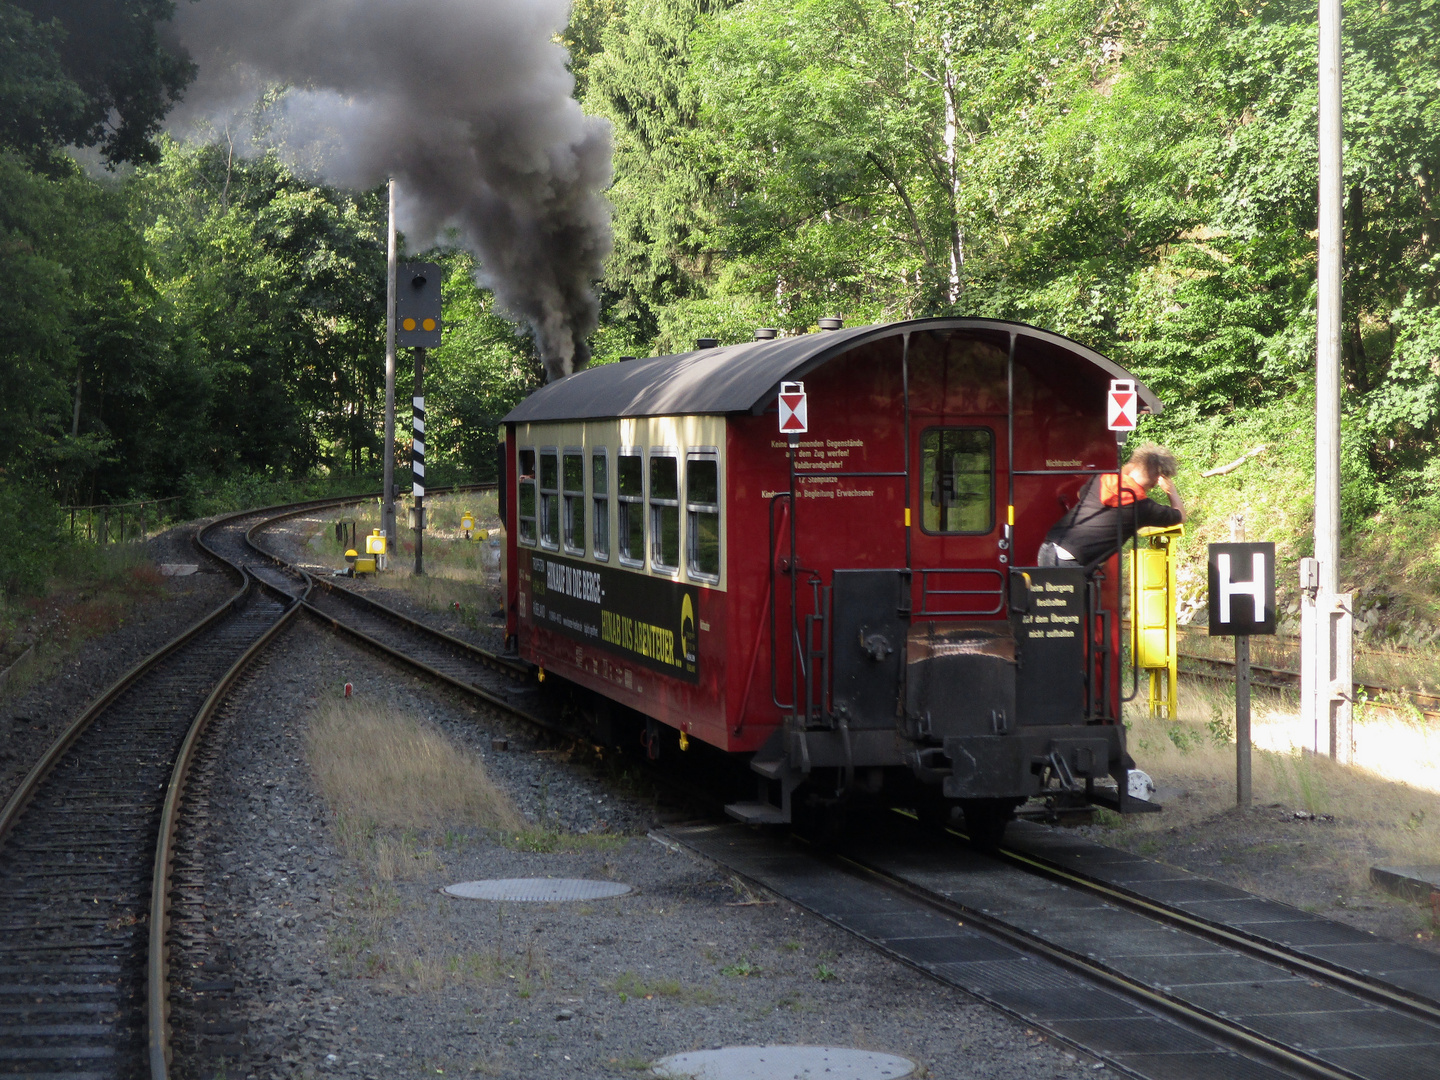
[365,529,387,555]
[1130,525,1184,718]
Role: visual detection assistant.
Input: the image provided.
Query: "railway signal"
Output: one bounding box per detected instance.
[1208,539,1276,808]
[1107,379,1138,432]
[778,381,807,434]
[396,261,443,348]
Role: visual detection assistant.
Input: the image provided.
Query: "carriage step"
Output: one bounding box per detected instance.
[724,801,790,825]
[749,756,789,781]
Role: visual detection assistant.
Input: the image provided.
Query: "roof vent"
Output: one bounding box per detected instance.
[818,317,844,331]
[618,355,636,363]
[754,328,778,341]
[695,337,719,349]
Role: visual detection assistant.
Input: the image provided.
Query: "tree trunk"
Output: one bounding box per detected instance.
[942,35,963,305]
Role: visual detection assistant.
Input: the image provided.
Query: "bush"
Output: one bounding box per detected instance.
[0,482,64,597]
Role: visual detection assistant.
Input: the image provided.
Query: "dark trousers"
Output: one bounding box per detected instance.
[1036,541,1080,568]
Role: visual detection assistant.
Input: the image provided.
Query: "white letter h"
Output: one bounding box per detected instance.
[1218,553,1265,624]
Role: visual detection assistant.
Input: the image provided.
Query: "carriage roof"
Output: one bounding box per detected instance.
[502,317,1160,424]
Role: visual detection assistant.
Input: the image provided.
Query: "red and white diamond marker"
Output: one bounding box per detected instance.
[1107,379,1138,431]
[778,380,808,434]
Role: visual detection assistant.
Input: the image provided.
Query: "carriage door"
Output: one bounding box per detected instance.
[909,422,1009,618]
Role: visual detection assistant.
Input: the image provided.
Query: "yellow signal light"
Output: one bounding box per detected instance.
[422,318,436,331]
[402,317,416,331]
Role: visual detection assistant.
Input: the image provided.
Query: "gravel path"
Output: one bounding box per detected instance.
[168,618,1099,1080]
[0,523,235,806]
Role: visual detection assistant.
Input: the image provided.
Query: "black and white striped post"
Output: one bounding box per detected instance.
[395,260,442,577]
[412,347,426,576]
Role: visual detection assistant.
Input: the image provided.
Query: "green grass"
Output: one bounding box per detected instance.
[500,828,628,854]
[610,970,721,1004]
[719,955,759,978]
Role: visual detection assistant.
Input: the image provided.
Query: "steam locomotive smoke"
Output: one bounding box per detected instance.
[173,0,611,380]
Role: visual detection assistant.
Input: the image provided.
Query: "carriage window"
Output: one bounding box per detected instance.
[617,451,644,566]
[686,455,720,581]
[539,449,560,548]
[649,454,680,571]
[517,448,536,545]
[921,427,994,534]
[562,450,585,555]
[591,450,610,560]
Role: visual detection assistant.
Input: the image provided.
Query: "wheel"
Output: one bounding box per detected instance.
[793,797,849,851]
[959,798,1020,851]
[914,790,957,835]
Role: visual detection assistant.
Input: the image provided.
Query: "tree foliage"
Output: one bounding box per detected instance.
[585,0,1440,501]
[7,0,195,165]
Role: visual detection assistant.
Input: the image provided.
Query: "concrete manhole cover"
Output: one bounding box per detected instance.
[443,878,632,902]
[652,1046,917,1080]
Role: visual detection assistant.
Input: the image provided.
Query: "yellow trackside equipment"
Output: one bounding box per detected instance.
[1130,525,1184,718]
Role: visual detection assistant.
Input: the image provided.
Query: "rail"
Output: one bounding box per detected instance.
[1175,650,1440,721]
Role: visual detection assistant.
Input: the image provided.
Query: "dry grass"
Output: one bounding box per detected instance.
[330,881,553,994]
[308,699,522,835]
[308,698,552,991]
[1121,679,1440,887]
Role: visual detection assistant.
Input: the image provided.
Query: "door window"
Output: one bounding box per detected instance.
[591,450,609,560]
[517,448,536,544]
[649,453,680,572]
[686,454,720,581]
[539,450,560,548]
[920,427,994,534]
[618,451,644,566]
[562,451,585,555]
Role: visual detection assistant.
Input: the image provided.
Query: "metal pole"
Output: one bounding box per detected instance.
[1236,634,1252,807]
[1313,0,1352,762]
[413,346,426,576]
[382,178,398,546]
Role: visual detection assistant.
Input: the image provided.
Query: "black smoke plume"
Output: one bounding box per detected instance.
[173,0,611,380]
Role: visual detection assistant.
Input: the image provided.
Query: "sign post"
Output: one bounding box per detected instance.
[778,381,808,435]
[1107,379,1138,435]
[398,262,443,576]
[1208,541,1276,807]
[382,180,398,545]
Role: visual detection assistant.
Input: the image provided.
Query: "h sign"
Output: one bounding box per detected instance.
[1107,379,1139,431]
[1207,542,1276,636]
[778,381,808,434]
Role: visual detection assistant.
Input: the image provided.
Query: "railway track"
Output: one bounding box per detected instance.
[11,488,1436,1080]
[668,818,1440,1080]
[0,501,327,1079]
[1176,651,1440,720]
[240,492,556,723]
[0,490,443,1079]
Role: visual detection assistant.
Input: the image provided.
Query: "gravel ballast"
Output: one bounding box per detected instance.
[168,618,1101,1080]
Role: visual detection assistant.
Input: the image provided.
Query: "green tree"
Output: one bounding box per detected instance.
[583,0,737,351]
[9,0,194,164]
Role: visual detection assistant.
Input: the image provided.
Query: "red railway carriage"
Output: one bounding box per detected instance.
[501,317,1162,842]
